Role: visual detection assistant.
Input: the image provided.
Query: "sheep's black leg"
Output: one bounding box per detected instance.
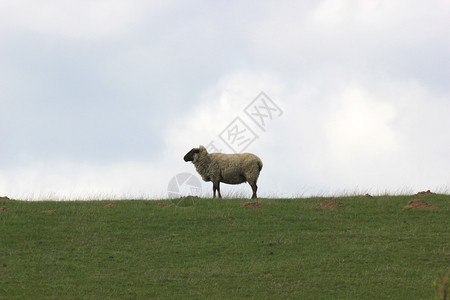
[249,181,258,199]
[217,182,222,199]
[213,181,221,198]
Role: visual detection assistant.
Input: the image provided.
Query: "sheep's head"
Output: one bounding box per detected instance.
[183,146,207,162]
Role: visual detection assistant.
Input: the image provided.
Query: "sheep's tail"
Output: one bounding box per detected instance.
[257,159,263,171]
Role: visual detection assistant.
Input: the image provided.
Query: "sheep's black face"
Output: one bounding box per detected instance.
[183,148,200,162]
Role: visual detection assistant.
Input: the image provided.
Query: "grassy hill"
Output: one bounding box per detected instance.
[1,195,449,299]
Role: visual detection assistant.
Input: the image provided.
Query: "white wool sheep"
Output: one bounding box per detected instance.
[183,145,263,199]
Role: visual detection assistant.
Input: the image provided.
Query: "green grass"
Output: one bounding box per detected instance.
[1,195,449,299]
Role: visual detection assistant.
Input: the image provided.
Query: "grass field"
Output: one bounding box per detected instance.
[1,195,449,299]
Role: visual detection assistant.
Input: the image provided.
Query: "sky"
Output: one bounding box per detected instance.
[1,0,449,200]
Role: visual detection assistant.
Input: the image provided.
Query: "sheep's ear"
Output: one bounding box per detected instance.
[198,145,207,152]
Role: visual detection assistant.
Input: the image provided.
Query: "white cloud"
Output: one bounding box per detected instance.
[170,72,450,197]
[164,70,285,155]
[246,0,450,89]
[301,79,450,194]
[0,159,178,200]
[325,86,399,163]
[0,0,180,39]
[5,72,443,199]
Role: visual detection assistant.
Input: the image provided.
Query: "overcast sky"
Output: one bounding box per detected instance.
[1,0,449,200]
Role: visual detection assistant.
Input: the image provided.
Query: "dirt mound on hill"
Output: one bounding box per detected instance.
[103,203,117,208]
[404,199,439,210]
[157,203,173,207]
[243,201,262,208]
[0,196,10,201]
[317,200,341,208]
[41,210,56,214]
[0,206,8,211]
[415,190,436,196]
[363,193,373,198]
[179,195,200,200]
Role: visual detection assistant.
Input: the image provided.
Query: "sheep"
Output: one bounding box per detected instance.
[183,145,263,199]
